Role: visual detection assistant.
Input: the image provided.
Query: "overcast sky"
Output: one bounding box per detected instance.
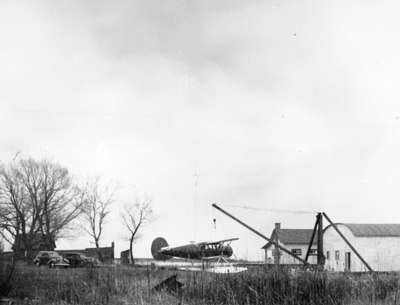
[2,0,400,260]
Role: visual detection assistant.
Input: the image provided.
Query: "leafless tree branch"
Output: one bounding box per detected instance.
[121,196,153,264]
[0,157,85,259]
[80,176,116,262]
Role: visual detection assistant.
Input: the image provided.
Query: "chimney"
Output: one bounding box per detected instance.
[275,223,281,230]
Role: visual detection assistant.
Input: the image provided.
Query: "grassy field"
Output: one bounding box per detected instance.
[3,264,400,305]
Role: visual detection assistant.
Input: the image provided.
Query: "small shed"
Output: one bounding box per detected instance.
[262,223,317,265]
[324,223,400,272]
[120,249,130,264]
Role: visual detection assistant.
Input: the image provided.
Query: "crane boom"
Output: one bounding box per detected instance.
[212,203,309,265]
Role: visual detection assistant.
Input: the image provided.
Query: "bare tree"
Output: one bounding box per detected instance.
[122,197,153,264]
[0,157,84,259]
[81,177,116,262]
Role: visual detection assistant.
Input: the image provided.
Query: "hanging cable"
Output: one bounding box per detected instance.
[211,205,217,241]
[221,204,318,215]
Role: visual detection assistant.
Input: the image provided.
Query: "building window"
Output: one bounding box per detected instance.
[326,251,330,260]
[335,250,340,260]
[309,249,317,255]
[291,249,302,256]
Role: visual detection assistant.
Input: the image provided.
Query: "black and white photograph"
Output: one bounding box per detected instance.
[1,0,400,304]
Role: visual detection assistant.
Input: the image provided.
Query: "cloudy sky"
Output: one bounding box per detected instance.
[2,0,400,260]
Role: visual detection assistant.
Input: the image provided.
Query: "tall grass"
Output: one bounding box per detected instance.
[182,269,400,305]
[0,254,14,297]
[7,265,400,305]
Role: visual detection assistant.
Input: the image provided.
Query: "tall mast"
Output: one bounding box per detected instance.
[192,169,199,242]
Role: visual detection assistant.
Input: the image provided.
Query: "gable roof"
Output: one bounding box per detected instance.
[327,223,400,237]
[261,228,317,249]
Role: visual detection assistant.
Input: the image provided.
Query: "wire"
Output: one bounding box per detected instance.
[221,204,318,215]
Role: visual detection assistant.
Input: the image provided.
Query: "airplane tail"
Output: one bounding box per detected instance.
[151,237,171,260]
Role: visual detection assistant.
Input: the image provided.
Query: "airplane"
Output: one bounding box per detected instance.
[151,237,247,273]
[151,237,238,261]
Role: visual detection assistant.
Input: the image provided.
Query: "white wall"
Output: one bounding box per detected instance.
[356,237,400,271]
[323,225,359,271]
[324,225,400,272]
[264,243,317,265]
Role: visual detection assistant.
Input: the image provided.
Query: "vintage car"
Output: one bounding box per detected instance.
[63,252,99,268]
[33,251,69,268]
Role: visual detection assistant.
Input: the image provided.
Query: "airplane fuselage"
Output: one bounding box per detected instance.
[159,242,233,260]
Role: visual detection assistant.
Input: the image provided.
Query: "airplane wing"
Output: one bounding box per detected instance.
[202,256,226,261]
[206,238,239,245]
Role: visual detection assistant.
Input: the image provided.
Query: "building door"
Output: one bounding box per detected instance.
[345,252,351,271]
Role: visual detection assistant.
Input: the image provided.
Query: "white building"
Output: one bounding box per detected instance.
[324,223,400,272]
[262,223,318,265]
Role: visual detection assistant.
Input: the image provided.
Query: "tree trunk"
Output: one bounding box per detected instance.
[129,234,135,265]
[21,233,31,262]
[95,239,103,262]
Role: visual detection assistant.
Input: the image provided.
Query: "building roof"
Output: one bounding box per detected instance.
[56,242,115,261]
[261,229,317,249]
[327,223,400,237]
[85,246,114,260]
[261,223,400,249]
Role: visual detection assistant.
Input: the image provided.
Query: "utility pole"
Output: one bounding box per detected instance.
[305,215,319,263]
[317,213,324,268]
